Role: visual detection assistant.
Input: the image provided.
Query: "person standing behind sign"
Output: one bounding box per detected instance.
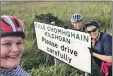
[70,13,85,31]
[0,15,30,76]
[85,20,112,76]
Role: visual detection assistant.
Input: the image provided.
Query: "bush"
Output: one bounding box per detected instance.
[29,63,84,76]
[35,13,64,26]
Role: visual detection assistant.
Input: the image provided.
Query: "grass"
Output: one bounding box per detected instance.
[1,2,112,27]
[1,2,112,36]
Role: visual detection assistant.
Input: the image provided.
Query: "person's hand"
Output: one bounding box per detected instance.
[88,47,95,56]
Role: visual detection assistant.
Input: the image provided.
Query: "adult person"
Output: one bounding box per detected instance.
[70,13,85,31]
[0,15,30,76]
[85,20,112,76]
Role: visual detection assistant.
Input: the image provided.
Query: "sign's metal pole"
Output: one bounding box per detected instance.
[54,58,57,66]
[51,21,57,66]
[85,73,89,76]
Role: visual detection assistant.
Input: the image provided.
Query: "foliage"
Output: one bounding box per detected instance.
[29,63,84,76]
[35,13,64,26]
[1,2,112,33]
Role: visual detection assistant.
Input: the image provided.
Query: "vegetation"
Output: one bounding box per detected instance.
[1,1,112,76]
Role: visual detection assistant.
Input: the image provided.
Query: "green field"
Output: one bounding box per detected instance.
[1,1,112,76]
[1,2,112,30]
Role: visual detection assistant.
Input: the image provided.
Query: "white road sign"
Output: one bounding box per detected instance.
[34,21,91,73]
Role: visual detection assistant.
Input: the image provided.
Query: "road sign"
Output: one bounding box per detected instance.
[34,21,91,73]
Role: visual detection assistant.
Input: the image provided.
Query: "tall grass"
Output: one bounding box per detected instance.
[1,2,112,30]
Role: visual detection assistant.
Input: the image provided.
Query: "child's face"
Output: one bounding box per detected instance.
[1,36,24,70]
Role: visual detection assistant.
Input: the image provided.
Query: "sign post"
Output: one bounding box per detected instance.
[34,21,92,74]
[50,21,57,66]
[85,73,89,76]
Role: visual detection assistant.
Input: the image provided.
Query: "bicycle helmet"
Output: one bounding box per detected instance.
[0,16,25,38]
[70,13,82,22]
[85,20,100,28]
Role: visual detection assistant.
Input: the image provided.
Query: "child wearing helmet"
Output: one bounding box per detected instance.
[0,16,30,76]
[70,13,85,31]
[85,20,112,76]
